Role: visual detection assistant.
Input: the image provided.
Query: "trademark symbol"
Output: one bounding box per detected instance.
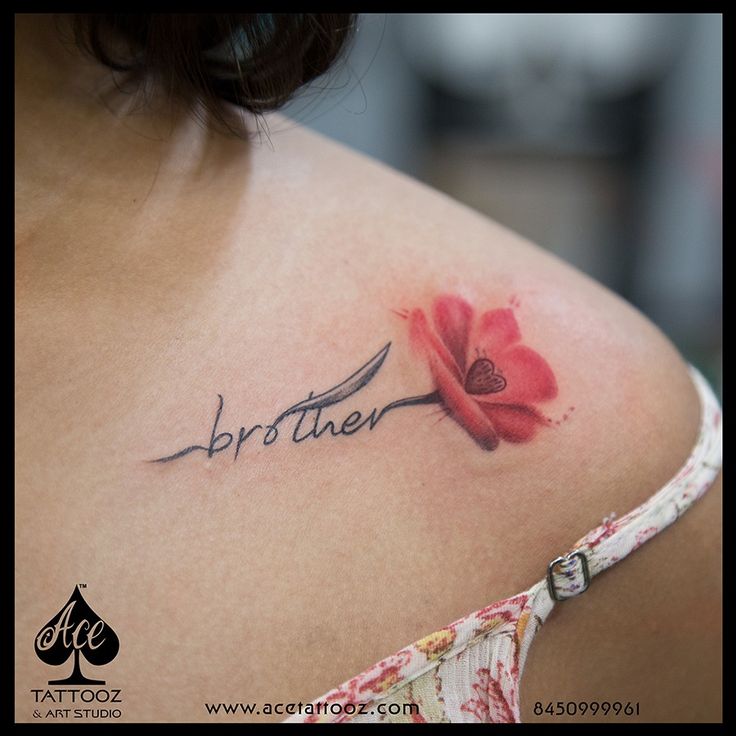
[78,584,87,589]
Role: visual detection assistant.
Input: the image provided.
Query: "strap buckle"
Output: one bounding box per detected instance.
[546,550,590,601]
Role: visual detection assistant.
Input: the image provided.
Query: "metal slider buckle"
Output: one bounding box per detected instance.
[546,550,590,602]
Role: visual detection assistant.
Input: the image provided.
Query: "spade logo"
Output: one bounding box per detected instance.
[34,585,120,685]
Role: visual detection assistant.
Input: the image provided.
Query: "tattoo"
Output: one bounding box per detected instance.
[149,343,439,464]
[397,294,561,450]
[149,293,565,464]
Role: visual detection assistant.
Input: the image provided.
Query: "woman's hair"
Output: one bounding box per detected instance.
[67,13,357,135]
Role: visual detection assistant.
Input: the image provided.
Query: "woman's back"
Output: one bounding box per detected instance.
[15,16,721,723]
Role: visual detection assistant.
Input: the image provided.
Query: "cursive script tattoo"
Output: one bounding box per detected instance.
[149,343,440,464]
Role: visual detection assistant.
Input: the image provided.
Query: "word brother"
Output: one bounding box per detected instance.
[150,343,439,464]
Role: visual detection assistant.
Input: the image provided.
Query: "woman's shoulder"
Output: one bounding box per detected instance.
[15,112,719,721]
[258,114,705,516]
[268,118,721,720]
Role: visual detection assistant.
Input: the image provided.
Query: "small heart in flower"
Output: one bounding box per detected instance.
[464,358,507,395]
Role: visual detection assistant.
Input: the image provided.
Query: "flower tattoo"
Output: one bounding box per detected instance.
[403,294,559,451]
[150,292,565,465]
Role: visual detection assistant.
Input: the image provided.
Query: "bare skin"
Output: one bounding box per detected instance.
[16,15,721,723]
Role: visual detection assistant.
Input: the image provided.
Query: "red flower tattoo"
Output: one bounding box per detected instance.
[406,294,558,450]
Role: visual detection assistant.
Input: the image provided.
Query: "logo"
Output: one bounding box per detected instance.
[34,585,120,685]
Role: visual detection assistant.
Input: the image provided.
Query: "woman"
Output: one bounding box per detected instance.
[16,14,721,723]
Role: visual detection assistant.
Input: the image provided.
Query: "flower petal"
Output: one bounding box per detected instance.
[476,345,558,406]
[479,403,549,443]
[476,308,522,357]
[409,309,499,451]
[432,294,474,374]
[409,308,462,381]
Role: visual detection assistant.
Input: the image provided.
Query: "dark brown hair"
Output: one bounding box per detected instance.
[68,13,357,135]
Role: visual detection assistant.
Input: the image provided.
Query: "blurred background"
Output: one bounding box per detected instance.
[281,13,722,397]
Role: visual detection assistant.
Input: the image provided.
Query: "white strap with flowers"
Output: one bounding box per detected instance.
[519,363,722,677]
